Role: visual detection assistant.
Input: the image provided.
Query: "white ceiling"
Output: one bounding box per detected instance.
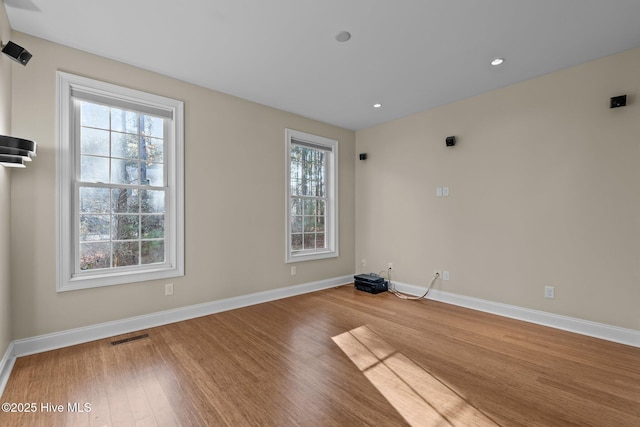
[5,0,640,130]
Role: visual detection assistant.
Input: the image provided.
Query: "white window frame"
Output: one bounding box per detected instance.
[56,71,184,292]
[285,128,338,263]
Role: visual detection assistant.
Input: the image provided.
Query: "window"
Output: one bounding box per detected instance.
[57,72,184,291]
[286,129,338,263]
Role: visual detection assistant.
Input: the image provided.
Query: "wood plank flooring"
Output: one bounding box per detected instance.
[1,285,639,426]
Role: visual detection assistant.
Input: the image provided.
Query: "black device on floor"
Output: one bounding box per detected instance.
[354,273,388,294]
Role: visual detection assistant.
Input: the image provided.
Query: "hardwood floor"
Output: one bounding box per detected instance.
[1,285,639,426]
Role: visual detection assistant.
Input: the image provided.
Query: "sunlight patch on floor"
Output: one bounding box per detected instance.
[332,326,498,427]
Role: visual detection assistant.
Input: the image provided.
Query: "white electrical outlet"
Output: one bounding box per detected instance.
[165,283,174,296]
[291,266,297,276]
[442,186,450,197]
[443,271,450,281]
[361,259,366,268]
[544,286,555,299]
[436,187,443,197]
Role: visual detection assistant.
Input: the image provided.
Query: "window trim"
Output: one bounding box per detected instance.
[56,71,184,292]
[285,128,339,263]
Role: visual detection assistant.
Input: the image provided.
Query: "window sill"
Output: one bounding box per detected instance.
[286,250,339,264]
[58,265,184,292]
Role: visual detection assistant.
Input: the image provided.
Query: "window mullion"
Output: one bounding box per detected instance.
[77,182,168,192]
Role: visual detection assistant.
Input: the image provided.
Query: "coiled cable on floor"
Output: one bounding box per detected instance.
[387,268,439,300]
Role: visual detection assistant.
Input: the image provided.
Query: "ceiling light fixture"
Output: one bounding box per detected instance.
[490,57,505,66]
[373,103,382,108]
[335,31,351,43]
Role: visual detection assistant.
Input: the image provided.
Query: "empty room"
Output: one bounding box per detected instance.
[1,1,639,426]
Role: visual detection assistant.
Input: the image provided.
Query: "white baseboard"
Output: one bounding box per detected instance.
[12,275,353,358]
[6,274,637,395]
[394,281,640,348]
[0,341,16,398]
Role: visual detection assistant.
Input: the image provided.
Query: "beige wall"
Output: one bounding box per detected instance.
[0,3,11,354]
[9,32,355,339]
[356,47,640,330]
[7,26,638,341]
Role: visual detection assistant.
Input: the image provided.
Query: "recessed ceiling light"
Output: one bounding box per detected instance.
[335,31,351,42]
[373,103,382,108]
[490,57,505,66]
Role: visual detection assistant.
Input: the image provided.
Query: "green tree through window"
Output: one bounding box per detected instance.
[78,101,166,271]
[58,72,184,291]
[286,129,338,263]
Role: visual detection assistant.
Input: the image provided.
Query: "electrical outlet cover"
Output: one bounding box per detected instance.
[544,286,555,299]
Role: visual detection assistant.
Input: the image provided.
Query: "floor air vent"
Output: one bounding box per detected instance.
[110,333,150,346]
